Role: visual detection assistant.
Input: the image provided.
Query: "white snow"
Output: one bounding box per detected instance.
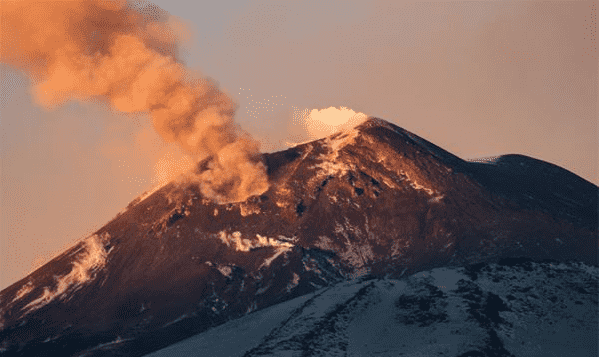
[43,335,61,343]
[390,238,411,257]
[163,314,189,327]
[217,232,294,253]
[11,282,34,303]
[81,335,134,355]
[217,266,232,278]
[467,156,502,165]
[286,273,300,293]
[277,235,298,243]
[136,261,599,357]
[428,194,445,203]
[426,267,468,291]
[260,249,287,268]
[313,160,353,177]
[22,234,109,314]
[402,170,436,196]
[217,232,294,268]
[311,128,361,177]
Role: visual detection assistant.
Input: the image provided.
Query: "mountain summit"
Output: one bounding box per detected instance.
[1,117,597,356]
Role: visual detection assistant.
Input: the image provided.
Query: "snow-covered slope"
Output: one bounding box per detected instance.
[0,117,596,356]
[147,258,598,357]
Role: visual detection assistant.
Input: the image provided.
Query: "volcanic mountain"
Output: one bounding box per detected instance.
[0,117,597,356]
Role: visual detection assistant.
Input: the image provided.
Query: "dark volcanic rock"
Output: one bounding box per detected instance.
[0,117,596,356]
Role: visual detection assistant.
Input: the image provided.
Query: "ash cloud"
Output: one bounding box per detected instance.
[0,0,269,203]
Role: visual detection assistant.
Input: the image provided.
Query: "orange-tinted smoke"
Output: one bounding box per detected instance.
[0,0,269,203]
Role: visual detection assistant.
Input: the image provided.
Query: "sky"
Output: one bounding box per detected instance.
[1,0,597,290]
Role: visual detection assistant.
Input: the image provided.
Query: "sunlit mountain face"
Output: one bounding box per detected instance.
[0,117,596,357]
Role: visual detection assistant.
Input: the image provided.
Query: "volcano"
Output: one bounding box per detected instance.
[0,117,597,356]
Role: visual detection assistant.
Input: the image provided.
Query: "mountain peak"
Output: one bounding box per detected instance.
[0,116,596,357]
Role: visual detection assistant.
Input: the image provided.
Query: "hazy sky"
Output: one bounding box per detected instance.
[1,0,597,290]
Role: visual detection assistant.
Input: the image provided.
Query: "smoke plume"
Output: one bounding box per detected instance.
[0,0,269,203]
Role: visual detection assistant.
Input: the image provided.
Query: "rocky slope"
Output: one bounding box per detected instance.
[0,117,596,356]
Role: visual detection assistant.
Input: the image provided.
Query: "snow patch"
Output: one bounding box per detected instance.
[261,249,289,268]
[311,128,361,177]
[217,232,294,253]
[277,235,299,243]
[217,265,232,278]
[391,239,411,257]
[402,170,436,196]
[217,232,294,268]
[286,273,300,292]
[573,262,599,278]
[381,177,398,189]
[428,194,445,204]
[218,231,252,252]
[467,156,502,165]
[333,218,377,268]
[345,266,370,280]
[428,267,468,291]
[257,234,294,268]
[43,335,61,343]
[22,234,109,314]
[84,336,133,353]
[163,314,189,327]
[12,282,34,303]
[302,257,323,276]
[327,129,360,159]
[313,160,352,177]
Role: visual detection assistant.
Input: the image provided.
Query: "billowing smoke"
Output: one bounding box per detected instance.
[0,0,269,203]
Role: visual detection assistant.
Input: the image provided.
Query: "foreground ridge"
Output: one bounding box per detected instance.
[147,258,598,357]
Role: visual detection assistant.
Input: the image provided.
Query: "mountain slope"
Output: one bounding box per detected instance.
[147,258,598,357]
[0,117,596,356]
